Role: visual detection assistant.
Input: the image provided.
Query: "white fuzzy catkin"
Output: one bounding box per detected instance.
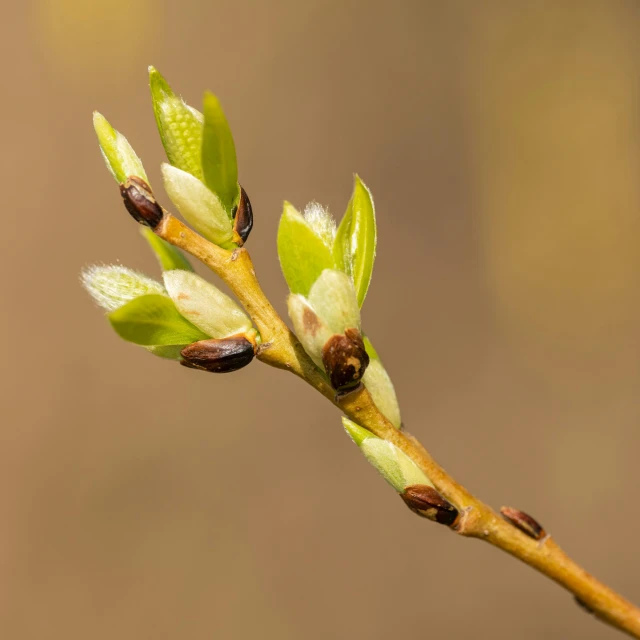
[303,202,336,250]
[81,265,166,312]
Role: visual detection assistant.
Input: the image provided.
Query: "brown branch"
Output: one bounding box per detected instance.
[156,213,640,638]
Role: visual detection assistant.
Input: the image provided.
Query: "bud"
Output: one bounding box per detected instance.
[161,163,234,247]
[149,66,205,180]
[322,328,369,391]
[81,265,166,312]
[120,177,164,228]
[232,186,253,246]
[181,336,255,373]
[93,112,148,184]
[401,485,459,526]
[343,418,434,492]
[287,294,333,368]
[500,507,546,540]
[163,270,252,339]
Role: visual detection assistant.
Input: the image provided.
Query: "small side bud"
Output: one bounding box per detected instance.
[232,186,253,246]
[120,177,164,228]
[500,506,546,540]
[322,328,369,391]
[180,336,254,373]
[402,485,459,526]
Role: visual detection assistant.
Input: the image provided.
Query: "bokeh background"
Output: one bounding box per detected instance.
[2,1,640,638]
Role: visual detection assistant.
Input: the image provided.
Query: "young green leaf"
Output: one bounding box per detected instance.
[149,66,204,180]
[333,175,377,307]
[161,163,234,248]
[342,418,433,492]
[362,358,401,429]
[108,294,209,346]
[140,227,194,272]
[163,270,252,339]
[93,112,148,184]
[277,202,335,296]
[201,91,239,215]
[145,344,189,360]
[287,294,333,368]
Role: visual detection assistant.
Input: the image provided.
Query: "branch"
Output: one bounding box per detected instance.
[157,213,640,639]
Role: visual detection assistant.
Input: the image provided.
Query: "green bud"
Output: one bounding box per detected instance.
[163,270,252,339]
[362,337,401,428]
[140,227,194,272]
[93,112,148,184]
[333,175,377,307]
[81,265,165,312]
[342,418,433,492]
[277,202,335,296]
[201,91,239,215]
[161,163,234,248]
[149,66,204,180]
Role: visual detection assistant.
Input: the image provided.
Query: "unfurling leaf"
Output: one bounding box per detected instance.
[333,175,377,307]
[201,91,239,215]
[140,227,194,272]
[342,418,433,492]
[277,202,335,296]
[163,270,252,339]
[287,294,333,367]
[302,202,336,250]
[93,112,148,184]
[149,66,204,180]
[81,265,166,312]
[108,294,209,346]
[161,163,234,248]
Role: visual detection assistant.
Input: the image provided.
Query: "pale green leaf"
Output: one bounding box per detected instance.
[277,202,335,296]
[108,294,209,346]
[93,112,148,184]
[161,163,234,248]
[163,270,252,339]
[149,66,204,180]
[333,175,377,307]
[140,227,194,272]
[145,344,188,360]
[307,269,360,334]
[201,91,239,215]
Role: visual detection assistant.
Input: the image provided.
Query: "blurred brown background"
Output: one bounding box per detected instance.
[1,1,639,638]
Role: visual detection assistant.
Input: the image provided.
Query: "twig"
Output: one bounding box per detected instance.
[156,212,640,638]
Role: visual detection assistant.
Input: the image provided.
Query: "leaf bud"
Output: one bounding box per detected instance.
[232,186,253,246]
[322,328,369,391]
[500,506,546,540]
[180,336,255,373]
[120,176,164,228]
[401,485,459,526]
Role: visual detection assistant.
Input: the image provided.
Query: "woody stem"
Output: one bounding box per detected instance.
[156,213,640,639]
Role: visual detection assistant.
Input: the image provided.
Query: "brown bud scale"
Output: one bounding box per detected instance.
[402,484,459,526]
[500,506,545,540]
[322,328,369,391]
[180,336,254,373]
[120,176,164,228]
[233,186,253,246]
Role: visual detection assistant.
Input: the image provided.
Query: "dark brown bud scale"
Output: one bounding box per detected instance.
[120,176,164,228]
[500,506,546,540]
[322,328,369,391]
[180,336,255,373]
[232,185,253,246]
[402,484,459,526]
